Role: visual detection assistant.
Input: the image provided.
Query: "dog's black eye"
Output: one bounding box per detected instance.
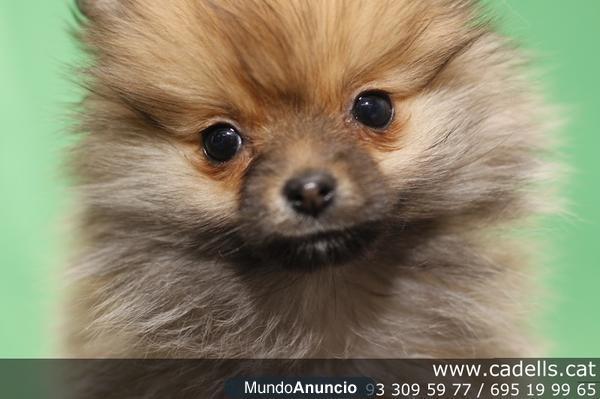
[352,91,394,129]
[202,124,243,162]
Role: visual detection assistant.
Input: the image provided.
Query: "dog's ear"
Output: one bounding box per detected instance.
[75,0,118,19]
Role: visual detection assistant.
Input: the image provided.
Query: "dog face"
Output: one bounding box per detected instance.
[75,0,544,272]
[69,0,554,358]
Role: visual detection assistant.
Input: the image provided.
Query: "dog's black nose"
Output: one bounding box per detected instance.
[283,172,336,217]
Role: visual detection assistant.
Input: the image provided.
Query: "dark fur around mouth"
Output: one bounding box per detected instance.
[249,223,381,271]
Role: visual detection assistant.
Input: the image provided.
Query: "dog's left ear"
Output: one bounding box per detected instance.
[75,0,118,19]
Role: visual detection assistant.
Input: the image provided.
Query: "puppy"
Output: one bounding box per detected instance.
[66,0,556,361]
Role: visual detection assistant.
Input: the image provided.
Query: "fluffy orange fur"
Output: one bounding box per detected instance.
[66,0,557,364]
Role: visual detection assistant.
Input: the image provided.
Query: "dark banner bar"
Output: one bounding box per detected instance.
[0,359,598,399]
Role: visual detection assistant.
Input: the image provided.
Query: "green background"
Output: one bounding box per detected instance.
[1,1,598,358]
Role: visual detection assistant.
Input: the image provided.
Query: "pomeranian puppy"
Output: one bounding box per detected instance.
[67,0,556,361]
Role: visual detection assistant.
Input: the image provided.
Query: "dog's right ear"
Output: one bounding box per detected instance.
[75,0,117,19]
